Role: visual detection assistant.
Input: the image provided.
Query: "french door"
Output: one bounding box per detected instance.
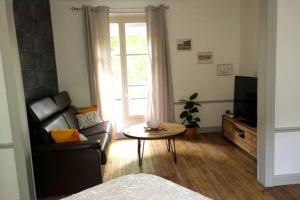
[110,15,150,121]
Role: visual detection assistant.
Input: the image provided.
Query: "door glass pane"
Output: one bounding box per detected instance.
[125,23,148,54]
[128,97,147,116]
[126,55,149,85]
[126,55,149,116]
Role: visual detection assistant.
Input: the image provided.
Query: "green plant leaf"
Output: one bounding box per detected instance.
[189,93,198,100]
[190,107,199,113]
[194,102,201,106]
[180,111,188,119]
[194,117,200,122]
[187,115,193,121]
[185,101,194,109]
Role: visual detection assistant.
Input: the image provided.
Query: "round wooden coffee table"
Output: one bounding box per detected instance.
[123,122,186,167]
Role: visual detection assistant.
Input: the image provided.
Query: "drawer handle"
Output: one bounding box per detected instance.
[235,128,245,139]
[239,132,245,138]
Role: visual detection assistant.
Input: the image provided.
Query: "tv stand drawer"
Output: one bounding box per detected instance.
[222,116,257,158]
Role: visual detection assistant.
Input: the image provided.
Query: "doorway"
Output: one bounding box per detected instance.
[109,15,150,133]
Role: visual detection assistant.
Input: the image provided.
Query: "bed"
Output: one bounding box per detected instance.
[62,173,211,200]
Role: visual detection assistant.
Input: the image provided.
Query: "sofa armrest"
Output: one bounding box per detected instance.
[33,142,102,196]
[35,142,101,152]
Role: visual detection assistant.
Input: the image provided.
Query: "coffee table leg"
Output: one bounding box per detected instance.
[165,139,171,152]
[169,137,177,163]
[137,139,145,167]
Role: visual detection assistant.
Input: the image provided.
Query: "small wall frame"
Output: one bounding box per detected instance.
[176,39,192,50]
[217,64,233,76]
[197,52,213,64]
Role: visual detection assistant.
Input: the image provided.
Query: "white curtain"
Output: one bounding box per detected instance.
[82,6,113,121]
[145,5,175,122]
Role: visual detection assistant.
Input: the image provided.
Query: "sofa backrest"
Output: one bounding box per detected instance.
[53,92,79,130]
[28,97,58,123]
[62,106,80,130]
[28,91,81,144]
[28,97,70,144]
[38,115,70,143]
[53,91,71,112]
[28,92,80,144]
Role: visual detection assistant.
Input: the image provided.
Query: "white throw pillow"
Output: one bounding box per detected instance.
[76,111,101,130]
[79,133,88,141]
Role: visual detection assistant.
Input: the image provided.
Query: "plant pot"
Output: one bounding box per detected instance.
[185,127,198,137]
[225,114,234,118]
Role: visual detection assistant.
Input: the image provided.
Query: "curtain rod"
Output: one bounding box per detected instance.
[70,5,169,12]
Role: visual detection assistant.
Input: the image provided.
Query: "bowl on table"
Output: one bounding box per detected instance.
[147,120,161,129]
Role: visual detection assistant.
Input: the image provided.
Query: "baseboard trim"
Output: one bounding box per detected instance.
[274,127,300,133]
[273,173,300,186]
[198,126,222,134]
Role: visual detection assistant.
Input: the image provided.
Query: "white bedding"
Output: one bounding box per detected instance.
[62,174,211,200]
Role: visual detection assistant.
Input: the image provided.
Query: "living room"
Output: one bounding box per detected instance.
[1,0,300,199]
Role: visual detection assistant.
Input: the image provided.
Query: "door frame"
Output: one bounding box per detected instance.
[0,0,36,199]
[257,0,277,187]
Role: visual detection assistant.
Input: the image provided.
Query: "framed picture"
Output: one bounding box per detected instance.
[217,64,233,76]
[197,52,213,64]
[176,39,192,50]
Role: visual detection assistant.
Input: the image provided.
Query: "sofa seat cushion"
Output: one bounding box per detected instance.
[86,133,111,164]
[80,121,111,137]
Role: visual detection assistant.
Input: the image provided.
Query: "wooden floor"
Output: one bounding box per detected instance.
[102,133,300,200]
[40,133,300,200]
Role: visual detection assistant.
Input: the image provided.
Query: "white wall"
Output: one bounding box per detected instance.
[239,0,259,77]
[166,0,240,127]
[51,0,241,129]
[275,0,300,129]
[275,132,300,175]
[274,0,300,176]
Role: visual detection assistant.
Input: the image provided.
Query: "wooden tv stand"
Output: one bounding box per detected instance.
[222,115,257,158]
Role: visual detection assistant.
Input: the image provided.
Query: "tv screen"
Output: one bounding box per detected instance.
[234,76,257,127]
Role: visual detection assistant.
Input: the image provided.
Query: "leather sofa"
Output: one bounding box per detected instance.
[28,91,112,196]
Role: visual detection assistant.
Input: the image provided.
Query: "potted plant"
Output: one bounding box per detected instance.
[225,109,234,118]
[179,93,201,136]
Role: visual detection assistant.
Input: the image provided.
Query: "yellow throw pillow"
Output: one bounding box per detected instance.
[50,129,81,143]
[77,105,97,114]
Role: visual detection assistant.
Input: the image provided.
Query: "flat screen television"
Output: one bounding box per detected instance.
[234,76,257,127]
